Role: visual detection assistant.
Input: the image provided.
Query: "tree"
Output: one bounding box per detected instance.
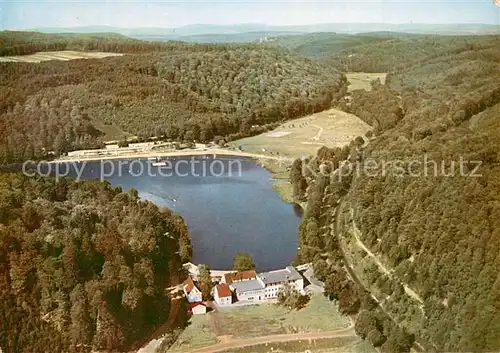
[178,233,192,263]
[290,158,307,200]
[313,257,329,282]
[197,264,213,300]
[381,326,414,353]
[367,328,386,347]
[69,284,93,349]
[232,253,255,272]
[118,140,129,147]
[355,310,378,339]
[0,173,192,352]
[93,302,125,350]
[277,283,310,310]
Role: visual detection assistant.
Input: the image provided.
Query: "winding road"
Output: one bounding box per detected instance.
[333,198,426,352]
[348,208,424,305]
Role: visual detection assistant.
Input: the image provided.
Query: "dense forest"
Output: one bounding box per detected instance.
[291,34,500,352]
[0,173,192,352]
[270,32,393,60]
[330,34,500,72]
[3,29,500,352]
[0,31,239,56]
[0,31,345,163]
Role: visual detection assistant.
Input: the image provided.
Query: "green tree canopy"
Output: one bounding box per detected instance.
[232,252,256,272]
[197,264,213,300]
[276,283,310,311]
[0,173,191,352]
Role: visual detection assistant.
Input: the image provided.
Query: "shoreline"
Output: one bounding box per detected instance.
[34,147,302,209]
[48,148,284,164]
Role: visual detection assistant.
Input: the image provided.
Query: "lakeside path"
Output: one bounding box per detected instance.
[49,148,292,164]
[188,325,355,353]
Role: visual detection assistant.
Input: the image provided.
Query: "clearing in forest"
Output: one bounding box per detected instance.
[0,50,123,63]
[229,108,371,160]
[345,72,387,92]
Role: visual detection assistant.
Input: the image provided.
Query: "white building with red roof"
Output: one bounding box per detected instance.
[214,283,233,306]
[183,277,203,303]
[190,302,207,315]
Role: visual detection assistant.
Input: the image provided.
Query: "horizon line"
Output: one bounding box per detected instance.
[4,21,498,31]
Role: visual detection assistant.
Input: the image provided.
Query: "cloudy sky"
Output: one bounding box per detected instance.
[1,0,499,30]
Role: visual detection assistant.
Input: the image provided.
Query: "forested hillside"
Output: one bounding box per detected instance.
[331,34,500,72]
[0,31,208,55]
[0,173,192,352]
[270,32,393,60]
[292,34,500,352]
[0,33,345,163]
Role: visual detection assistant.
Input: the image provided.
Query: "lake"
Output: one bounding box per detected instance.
[59,156,302,271]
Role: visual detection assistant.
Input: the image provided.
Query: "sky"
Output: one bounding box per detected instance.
[1,0,499,30]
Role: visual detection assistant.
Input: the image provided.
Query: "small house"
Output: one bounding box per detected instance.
[214,283,232,306]
[190,302,207,315]
[183,277,203,303]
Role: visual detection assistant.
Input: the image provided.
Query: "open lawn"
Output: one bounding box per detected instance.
[167,315,218,353]
[0,50,123,62]
[229,108,371,160]
[167,295,351,352]
[214,294,350,338]
[345,72,387,92]
[229,107,371,203]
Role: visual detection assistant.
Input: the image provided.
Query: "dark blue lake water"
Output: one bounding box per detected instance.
[59,156,301,271]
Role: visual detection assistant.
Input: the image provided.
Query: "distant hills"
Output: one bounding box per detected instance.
[28,23,500,43]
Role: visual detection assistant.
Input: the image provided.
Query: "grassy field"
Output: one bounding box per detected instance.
[229,108,371,160]
[229,107,371,203]
[0,50,123,62]
[213,295,351,338]
[167,295,351,352]
[220,336,376,353]
[167,315,218,352]
[345,72,387,92]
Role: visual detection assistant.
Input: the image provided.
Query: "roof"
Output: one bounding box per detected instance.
[210,269,236,278]
[183,262,199,280]
[231,279,265,293]
[190,302,206,309]
[183,262,235,281]
[224,270,257,285]
[216,283,232,298]
[258,266,302,285]
[183,277,197,294]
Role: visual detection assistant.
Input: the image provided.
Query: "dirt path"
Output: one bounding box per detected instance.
[331,200,425,352]
[348,209,424,305]
[310,124,324,141]
[189,326,355,353]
